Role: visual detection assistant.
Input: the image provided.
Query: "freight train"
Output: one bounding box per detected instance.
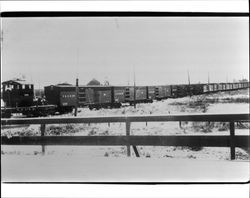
[1,78,249,118]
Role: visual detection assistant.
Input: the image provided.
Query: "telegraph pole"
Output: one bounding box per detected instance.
[74,48,79,116]
[133,67,136,109]
[187,70,191,97]
[74,78,79,116]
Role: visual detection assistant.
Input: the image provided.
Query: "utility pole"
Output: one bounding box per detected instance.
[127,71,130,86]
[187,70,191,97]
[74,78,79,117]
[208,72,210,84]
[133,67,136,109]
[74,47,79,116]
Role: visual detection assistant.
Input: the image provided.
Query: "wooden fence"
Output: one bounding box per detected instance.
[1,113,249,160]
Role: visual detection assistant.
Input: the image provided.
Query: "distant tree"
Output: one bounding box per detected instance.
[87,78,101,86]
[239,79,248,82]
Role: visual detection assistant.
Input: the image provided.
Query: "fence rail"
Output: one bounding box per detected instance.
[1,135,249,147]
[1,113,249,125]
[1,113,250,160]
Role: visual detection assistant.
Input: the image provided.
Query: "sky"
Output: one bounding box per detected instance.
[1,17,249,88]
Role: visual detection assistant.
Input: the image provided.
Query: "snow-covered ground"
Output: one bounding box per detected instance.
[1,89,249,160]
[2,155,249,182]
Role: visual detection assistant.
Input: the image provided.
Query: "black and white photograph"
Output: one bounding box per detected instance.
[1,3,249,190]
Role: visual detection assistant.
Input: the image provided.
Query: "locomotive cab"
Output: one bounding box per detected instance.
[2,79,34,107]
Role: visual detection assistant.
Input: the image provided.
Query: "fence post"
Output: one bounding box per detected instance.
[132,145,140,157]
[229,121,235,160]
[41,124,46,155]
[179,121,182,129]
[126,120,131,157]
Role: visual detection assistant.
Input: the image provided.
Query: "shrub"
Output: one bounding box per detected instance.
[88,128,97,136]
[104,152,109,157]
[218,123,229,131]
[145,153,151,158]
[187,146,203,151]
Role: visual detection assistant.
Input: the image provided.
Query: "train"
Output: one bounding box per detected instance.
[1,78,249,118]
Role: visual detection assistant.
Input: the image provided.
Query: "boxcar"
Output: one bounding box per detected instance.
[213,84,219,92]
[114,86,126,103]
[225,83,231,90]
[83,86,121,109]
[171,84,189,98]
[85,86,109,107]
[229,83,233,90]
[190,84,204,95]
[208,84,215,92]
[221,83,227,90]
[155,85,172,100]
[203,84,209,93]
[231,83,236,90]
[124,86,151,104]
[218,84,223,91]
[243,82,249,88]
[44,84,76,112]
[148,86,156,100]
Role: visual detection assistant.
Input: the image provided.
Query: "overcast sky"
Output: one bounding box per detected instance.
[1,17,249,88]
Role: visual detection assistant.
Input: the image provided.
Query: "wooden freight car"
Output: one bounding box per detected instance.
[44,83,76,113]
[154,85,172,100]
[148,86,156,100]
[171,84,189,98]
[189,84,204,95]
[114,86,126,103]
[124,86,152,104]
[83,86,121,109]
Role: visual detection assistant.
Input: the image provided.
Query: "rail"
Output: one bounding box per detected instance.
[1,113,250,160]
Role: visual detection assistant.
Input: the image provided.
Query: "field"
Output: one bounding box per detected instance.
[1,88,249,160]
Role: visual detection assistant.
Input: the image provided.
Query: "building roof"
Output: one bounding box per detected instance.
[56,83,73,86]
[2,78,33,85]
